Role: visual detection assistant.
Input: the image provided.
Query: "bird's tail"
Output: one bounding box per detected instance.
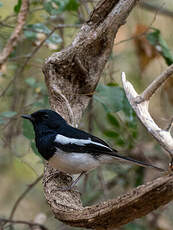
[109,150,165,172]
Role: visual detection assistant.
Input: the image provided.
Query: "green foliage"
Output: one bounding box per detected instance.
[146,28,173,65]
[22,119,35,139]
[95,84,125,112]
[95,84,138,149]
[24,77,50,109]
[22,77,49,158]
[14,0,22,13]
[106,113,120,128]
[24,23,62,44]
[125,222,146,230]
[25,77,37,87]
[44,0,79,15]
[22,120,41,157]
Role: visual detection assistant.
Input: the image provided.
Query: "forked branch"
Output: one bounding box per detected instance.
[122,67,173,165]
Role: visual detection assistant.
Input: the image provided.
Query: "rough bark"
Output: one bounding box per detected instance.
[44,166,173,229]
[42,0,173,228]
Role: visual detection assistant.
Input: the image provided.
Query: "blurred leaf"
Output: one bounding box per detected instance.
[25,77,37,87]
[147,28,173,65]
[0,117,5,124]
[22,119,35,140]
[14,0,22,13]
[44,0,79,15]
[31,23,50,34]
[107,113,120,128]
[125,222,145,230]
[95,84,124,112]
[46,33,62,44]
[64,0,79,11]
[123,96,137,128]
[115,137,125,147]
[0,2,3,7]
[24,23,50,40]
[31,140,42,158]
[24,30,36,40]
[0,111,17,118]
[95,84,136,125]
[134,24,159,71]
[103,130,119,138]
[135,167,144,186]
[132,130,137,139]
[44,1,58,15]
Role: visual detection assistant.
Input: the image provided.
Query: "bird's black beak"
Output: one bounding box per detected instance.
[21,114,34,121]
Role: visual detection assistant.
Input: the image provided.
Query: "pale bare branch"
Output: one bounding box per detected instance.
[136,64,173,103]
[122,70,173,163]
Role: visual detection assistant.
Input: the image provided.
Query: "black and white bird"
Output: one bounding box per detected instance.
[22,109,164,189]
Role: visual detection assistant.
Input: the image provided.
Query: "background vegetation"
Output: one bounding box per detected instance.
[0,0,173,229]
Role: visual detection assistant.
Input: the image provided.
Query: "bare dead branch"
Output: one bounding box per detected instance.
[0,0,29,67]
[122,68,173,162]
[136,63,173,103]
[42,0,173,228]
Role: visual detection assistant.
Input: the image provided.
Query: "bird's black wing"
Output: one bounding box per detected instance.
[54,125,165,172]
[54,125,115,155]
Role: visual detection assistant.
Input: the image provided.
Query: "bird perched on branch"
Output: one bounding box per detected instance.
[22,109,164,190]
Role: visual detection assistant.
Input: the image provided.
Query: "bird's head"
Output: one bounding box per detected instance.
[21,109,67,130]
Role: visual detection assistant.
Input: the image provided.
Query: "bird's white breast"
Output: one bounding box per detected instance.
[48,149,100,174]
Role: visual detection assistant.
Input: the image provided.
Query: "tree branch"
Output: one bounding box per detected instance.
[136,63,173,102]
[122,70,173,162]
[43,166,173,228]
[0,0,29,67]
[42,0,173,228]
[139,1,173,18]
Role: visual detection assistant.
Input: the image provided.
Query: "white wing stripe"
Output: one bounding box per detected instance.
[55,134,111,149]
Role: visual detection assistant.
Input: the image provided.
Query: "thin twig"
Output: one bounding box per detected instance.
[139,1,173,18]
[0,0,30,67]
[9,174,43,220]
[0,218,47,230]
[136,63,173,103]
[0,27,57,97]
[0,24,82,98]
[115,5,158,47]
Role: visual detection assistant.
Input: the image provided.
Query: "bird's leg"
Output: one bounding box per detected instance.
[70,171,86,189]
